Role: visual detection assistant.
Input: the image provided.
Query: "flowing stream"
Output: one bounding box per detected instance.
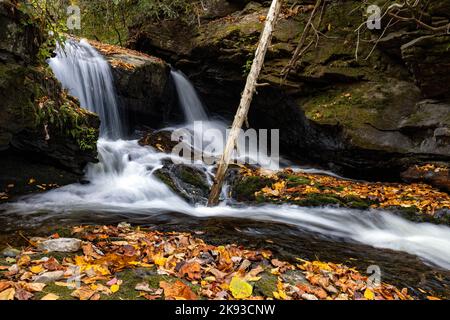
[1,39,450,296]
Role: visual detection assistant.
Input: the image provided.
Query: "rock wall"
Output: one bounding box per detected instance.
[128,0,450,179]
[0,1,99,197]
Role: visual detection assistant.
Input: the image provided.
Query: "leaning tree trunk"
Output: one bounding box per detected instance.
[207,0,283,206]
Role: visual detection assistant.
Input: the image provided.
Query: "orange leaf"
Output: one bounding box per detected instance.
[160,280,197,300]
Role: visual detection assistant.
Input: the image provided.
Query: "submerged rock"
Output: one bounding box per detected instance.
[38,238,82,253]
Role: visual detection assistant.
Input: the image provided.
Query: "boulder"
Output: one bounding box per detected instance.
[38,238,82,253]
[154,161,210,204]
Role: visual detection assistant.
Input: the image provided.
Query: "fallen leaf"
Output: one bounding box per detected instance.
[20,282,46,292]
[14,287,34,300]
[0,288,15,300]
[17,255,31,267]
[71,287,95,300]
[110,284,120,293]
[30,265,45,274]
[179,262,201,280]
[160,280,197,300]
[364,288,375,300]
[41,293,59,300]
[229,276,253,299]
[135,282,153,292]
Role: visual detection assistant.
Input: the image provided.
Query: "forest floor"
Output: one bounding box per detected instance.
[0,224,445,301]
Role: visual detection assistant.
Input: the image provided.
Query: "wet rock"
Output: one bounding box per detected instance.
[38,238,82,253]
[33,271,65,283]
[401,164,450,193]
[1,248,20,258]
[138,130,179,153]
[154,162,210,205]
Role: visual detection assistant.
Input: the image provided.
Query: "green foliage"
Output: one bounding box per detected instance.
[35,95,98,151]
[18,0,68,62]
[242,53,254,76]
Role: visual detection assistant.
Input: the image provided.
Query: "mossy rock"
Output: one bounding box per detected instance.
[154,163,210,204]
[232,176,276,202]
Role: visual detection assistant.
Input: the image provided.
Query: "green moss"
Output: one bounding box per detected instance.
[285,175,311,188]
[102,269,147,300]
[233,176,276,201]
[34,282,75,300]
[294,193,344,207]
[253,271,277,298]
[179,167,209,191]
[154,170,178,193]
[34,96,99,152]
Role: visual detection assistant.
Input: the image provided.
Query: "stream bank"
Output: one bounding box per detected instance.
[0,223,448,300]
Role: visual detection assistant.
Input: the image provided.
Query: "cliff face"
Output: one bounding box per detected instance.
[128,0,450,179]
[0,1,99,197]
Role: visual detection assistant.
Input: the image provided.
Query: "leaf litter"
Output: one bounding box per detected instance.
[0,224,443,300]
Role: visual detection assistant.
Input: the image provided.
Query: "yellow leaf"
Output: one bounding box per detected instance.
[364,288,375,300]
[229,276,253,299]
[110,284,120,293]
[153,254,167,267]
[273,291,280,299]
[0,288,15,300]
[30,265,45,274]
[41,293,59,300]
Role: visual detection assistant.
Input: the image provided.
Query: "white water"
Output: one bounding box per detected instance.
[3,39,450,270]
[48,39,123,139]
[171,70,208,122]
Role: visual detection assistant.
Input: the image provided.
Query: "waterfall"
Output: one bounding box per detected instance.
[2,40,450,271]
[48,39,124,139]
[171,70,208,123]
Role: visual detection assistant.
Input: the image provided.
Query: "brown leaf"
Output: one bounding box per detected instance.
[160,280,197,300]
[0,281,12,292]
[0,288,15,300]
[71,286,96,300]
[42,257,63,271]
[14,287,34,300]
[17,255,31,267]
[82,243,103,259]
[41,293,59,300]
[179,262,201,280]
[90,293,101,300]
[20,282,46,292]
